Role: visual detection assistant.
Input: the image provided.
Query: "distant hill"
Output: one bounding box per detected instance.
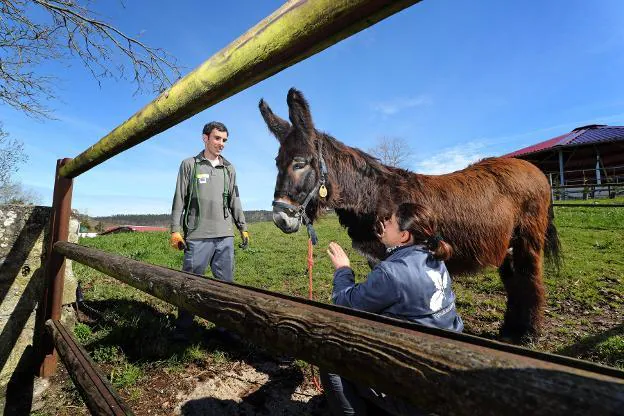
[243,210,274,224]
[92,214,170,227]
[84,210,274,232]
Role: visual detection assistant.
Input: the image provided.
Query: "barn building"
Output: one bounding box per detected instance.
[502,124,624,199]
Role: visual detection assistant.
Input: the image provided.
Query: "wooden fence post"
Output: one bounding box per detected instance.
[38,158,74,377]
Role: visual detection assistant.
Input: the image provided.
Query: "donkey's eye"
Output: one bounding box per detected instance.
[292,162,306,170]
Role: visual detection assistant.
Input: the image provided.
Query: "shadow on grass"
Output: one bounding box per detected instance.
[80,298,291,362]
[77,298,327,414]
[556,323,624,368]
[80,298,181,361]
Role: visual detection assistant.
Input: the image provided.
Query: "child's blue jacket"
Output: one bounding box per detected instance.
[332,244,463,332]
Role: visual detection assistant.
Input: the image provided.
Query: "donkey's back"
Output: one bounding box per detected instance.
[413,157,551,275]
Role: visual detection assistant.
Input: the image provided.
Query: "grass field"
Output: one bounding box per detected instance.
[35,204,624,414]
[74,205,623,361]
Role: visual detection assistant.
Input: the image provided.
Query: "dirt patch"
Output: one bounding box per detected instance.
[539,299,623,358]
[174,360,322,415]
[25,297,623,415]
[460,292,624,364]
[31,344,326,415]
[30,366,89,416]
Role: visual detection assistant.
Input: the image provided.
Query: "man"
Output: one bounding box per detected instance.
[170,121,249,339]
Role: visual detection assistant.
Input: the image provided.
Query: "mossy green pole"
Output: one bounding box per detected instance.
[59,0,422,178]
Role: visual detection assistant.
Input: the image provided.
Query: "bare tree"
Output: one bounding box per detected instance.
[0,123,39,203]
[0,125,26,185]
[0,0,181,117]
[367,136,413,169]
[0,1,181,204]
[0,179,41,204]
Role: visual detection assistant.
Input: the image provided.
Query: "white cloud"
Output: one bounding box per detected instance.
[413,142,486,175]
[77,168,176,194]
[54,113,109,136]
[142,142,190,161]
[372,95,432,116]
[72,194,171,217]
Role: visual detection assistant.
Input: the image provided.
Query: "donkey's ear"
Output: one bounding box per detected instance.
[287,88,315,139]
[259,99,290,143]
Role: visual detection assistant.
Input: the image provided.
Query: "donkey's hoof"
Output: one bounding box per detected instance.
[499,327,540,345]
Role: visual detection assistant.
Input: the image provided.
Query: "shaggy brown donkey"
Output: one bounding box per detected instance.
[260,88,561,343]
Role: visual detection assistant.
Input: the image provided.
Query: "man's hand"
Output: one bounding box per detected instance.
[239,231,250,249]
[327,242,351,269]
[170,232,186,250]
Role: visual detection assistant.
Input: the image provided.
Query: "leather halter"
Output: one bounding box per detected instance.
[272,139,328,244]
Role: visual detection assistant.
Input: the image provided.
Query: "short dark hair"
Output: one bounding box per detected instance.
[202,121,228,136]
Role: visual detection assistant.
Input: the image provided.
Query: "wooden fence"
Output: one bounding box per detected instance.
[55,241,624,415]
[551,183,624,202]
[45,319,133,415]
[34,0,624,414]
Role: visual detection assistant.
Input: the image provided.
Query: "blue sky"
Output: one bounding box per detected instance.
[3,0,624,216]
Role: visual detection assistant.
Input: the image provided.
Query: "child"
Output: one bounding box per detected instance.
[321,202,463,416]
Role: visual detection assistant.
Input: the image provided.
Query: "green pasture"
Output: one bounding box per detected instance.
[72,205,624,391]
[554,196,624,205]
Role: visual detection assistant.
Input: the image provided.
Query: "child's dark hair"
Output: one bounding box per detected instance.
[396,202,453,261]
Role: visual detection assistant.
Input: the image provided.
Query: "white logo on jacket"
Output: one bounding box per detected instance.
[425,267,449,311]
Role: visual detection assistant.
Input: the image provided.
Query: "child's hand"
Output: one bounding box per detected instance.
[327,242,351,269]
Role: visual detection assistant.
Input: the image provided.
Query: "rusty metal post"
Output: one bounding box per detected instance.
[38,158,74,377]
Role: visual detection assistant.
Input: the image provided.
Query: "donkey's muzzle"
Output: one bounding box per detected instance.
[272,207,300,233]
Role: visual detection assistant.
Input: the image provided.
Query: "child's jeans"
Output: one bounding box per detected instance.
[320,371,424,416]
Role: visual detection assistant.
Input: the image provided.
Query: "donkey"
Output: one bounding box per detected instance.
[259,88,561,343]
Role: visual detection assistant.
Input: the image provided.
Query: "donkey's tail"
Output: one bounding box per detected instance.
[544,203,563,271]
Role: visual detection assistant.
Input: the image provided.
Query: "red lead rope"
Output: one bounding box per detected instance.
[307,238,323,392]
[307,238,314,299]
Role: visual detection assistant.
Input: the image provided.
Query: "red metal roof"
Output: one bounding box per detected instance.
[502,124,624,158]
[101,225,168,235]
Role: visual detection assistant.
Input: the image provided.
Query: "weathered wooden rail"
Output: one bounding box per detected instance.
[45,319,134,416]
[33,0,624,414]
[553,183,624,189]
[54,241,624,416]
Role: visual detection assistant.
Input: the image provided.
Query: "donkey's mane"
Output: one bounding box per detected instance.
[317,132,405,214]
[320,132,390,177]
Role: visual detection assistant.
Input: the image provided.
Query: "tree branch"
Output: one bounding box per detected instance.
[0,0,182,117]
